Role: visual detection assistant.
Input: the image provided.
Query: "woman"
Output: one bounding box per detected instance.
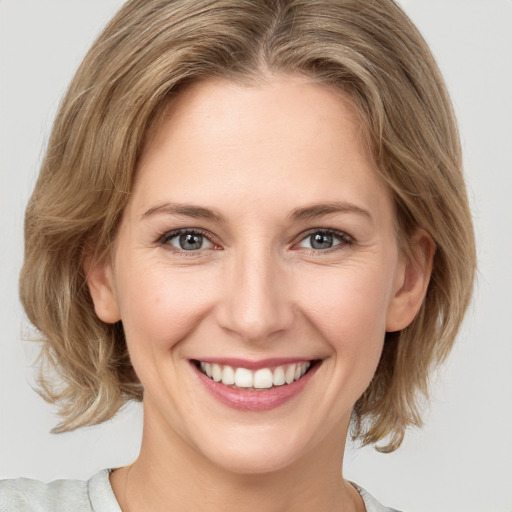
[1,1,476,511]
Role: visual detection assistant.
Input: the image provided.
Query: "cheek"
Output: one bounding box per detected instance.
[115,263,217,352]
[296,263,393,362]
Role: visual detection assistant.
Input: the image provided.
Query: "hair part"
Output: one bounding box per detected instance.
[20,0,476,452]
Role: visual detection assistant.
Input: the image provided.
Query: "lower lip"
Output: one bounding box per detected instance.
[192,362,319,412]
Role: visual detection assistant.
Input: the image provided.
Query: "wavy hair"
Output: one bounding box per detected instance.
[20,0,476,451]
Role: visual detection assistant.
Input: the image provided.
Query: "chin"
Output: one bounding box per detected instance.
[188,422,321,476]
[207,444,304,475]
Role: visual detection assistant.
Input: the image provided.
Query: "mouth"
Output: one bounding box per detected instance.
[191,358,320,411]
[195,360,314,390]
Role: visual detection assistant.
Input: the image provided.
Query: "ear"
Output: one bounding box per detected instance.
[83,251,121,324]
[386,230,435,332]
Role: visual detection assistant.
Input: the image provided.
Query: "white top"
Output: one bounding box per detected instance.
[0,470,401,511]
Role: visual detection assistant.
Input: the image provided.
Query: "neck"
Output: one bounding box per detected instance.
[110,402,364,512]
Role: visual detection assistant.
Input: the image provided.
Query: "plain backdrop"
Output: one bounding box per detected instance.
[1,1,511,511]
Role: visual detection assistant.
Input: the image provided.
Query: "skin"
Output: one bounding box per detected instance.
[87,75,433,512]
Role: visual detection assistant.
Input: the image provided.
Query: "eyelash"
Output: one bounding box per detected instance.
[157,228,219,256]
[156,227,354,256]
[295,228,354,254]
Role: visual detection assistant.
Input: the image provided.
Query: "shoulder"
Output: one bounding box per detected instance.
[353,482,403,512]
[0,476,89,512]
[0,470,119,512]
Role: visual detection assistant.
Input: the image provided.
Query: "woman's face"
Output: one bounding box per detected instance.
[89,75,421,474]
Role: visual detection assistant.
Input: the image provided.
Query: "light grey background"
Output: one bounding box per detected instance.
[1,1,511,511]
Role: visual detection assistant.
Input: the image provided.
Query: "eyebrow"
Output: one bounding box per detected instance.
[142,202,227,223]
[288,201,373,222]
[142,201,372,223]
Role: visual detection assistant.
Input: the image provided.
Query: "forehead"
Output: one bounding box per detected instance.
[144,75,368,164]
[130,75,392,224]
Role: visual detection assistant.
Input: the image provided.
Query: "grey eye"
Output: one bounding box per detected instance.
[309,232,335,249]
[297,230,350,251]
[169,232,213,251]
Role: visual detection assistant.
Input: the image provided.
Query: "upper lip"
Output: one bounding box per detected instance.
[191,357,317,370]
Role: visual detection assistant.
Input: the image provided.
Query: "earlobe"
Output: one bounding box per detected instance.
[83,252,121,324]
[385,230,435,332]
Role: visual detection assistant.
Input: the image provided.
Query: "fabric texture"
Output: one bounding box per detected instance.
[0,470,401,511]
[0,471,119,512]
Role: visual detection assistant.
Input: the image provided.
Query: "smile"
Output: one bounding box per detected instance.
[198,361,311,390]
[192,359,319,411]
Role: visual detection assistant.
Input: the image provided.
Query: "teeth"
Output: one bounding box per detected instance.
[221,365,235,385]
[253,368,273,389]
[212,364,222,382]
[234,368,253,388]
[199,361,311,389]
[273,366,285,386]
[202,362,213,378]
[285,365,295,384]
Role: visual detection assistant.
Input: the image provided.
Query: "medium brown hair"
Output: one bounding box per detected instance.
[20,0,476,451]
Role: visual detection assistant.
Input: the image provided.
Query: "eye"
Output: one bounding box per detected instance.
[296,229,353,251]
[159,229,215,252]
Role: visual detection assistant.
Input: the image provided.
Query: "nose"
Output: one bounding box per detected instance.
[216,246,295,343]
